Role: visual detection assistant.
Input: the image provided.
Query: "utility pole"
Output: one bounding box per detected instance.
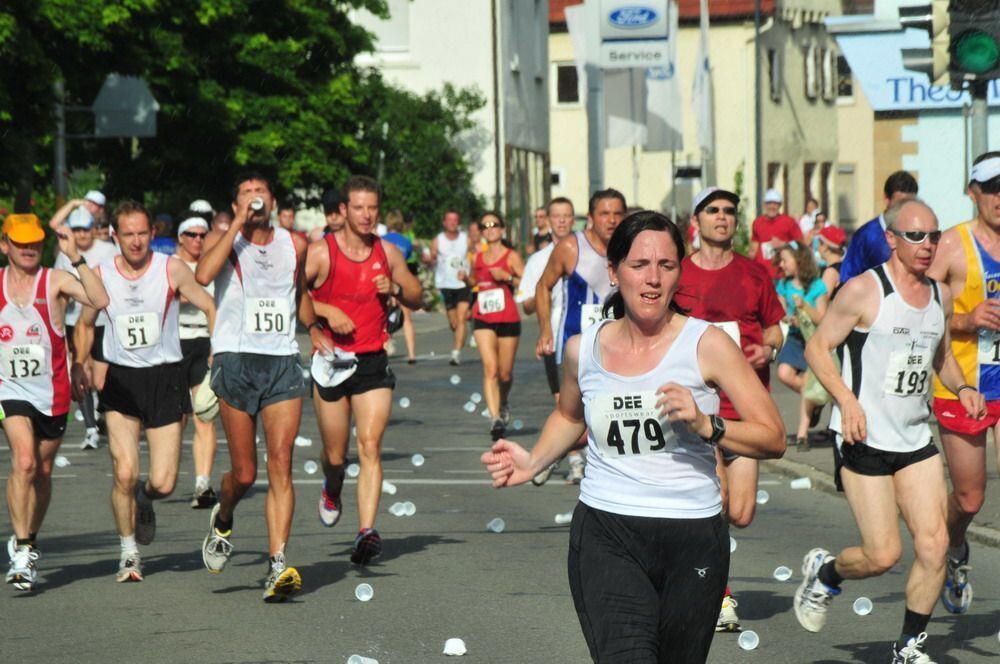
[586,63,605,195]
[754,0,764,215]
[53,81,68,205]
[971,80,989,158]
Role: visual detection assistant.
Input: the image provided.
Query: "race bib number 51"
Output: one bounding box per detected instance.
[245,297,289,335]
[115,312,161,350]
[590,390,675,457]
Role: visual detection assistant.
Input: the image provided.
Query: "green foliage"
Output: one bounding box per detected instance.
[732,160,751,257]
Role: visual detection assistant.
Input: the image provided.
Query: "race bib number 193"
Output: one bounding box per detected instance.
[590,390,675,457]
[884,350,931,397]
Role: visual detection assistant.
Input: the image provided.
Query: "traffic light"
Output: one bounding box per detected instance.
[900,1,951,84]
[900,1,1000,87]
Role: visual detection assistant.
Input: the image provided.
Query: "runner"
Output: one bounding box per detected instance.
[2,214,108,591]
[195,172,307,602]
[534,188,625,483]
[925,151,1000,615]
[427,211,470,366]
[794,198,983,662]
[468,212,524,440]
[750,188,802,281]
[49,203,118,450]
[482,211,785,663]
[174,213,218,508]
[840,171,919,283]
[74,200,214,584]
[303,175,422,565]
[382,209,418,363]
[672,187,786,633]
[309,188,346,242]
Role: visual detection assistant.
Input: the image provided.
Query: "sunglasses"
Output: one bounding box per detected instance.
[182,231,207,239]
[890,229,942,244]
[481,222,503,230]
[703,205,737,216]
[978,179,1000,194]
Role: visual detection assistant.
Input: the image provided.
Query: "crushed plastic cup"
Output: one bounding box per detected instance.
[481,409,490,418]
[347,463,361,478]
[738,630,760,651]
[463,401,476,413]
[54,455,70,468]
[773,566,792,581]
[790,477,813,490]
[470,392,482,404]
[74,410,84,422]
[513,419,524,430]
[554,512,573,525]
[487,517,506,533]
[756,489,770,505]
[729,536,737,553]
[443,638,468,656]
[389,502,405,516]
[303,460,319,475]
[381,479,397,495]
[450,374,461,385]
[347,657,378,664]
[853,597,873,616]
[351,426,358,438]
[294,436,312,447]
[411,453,425,467]
[398,397,411,408]
[401,501,416,516]
[355,582,374,602]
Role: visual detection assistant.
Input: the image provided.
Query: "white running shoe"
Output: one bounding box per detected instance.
[940,544,972,614]
[80,427,100,450]
[716,595,740,632]
[450,349,461,366]
[793,547,840,633]
[6,536,38,591]
[318,485,342,527]
[202,503,234,573]
[891,632,935,664]
[116,550,143,583]
[262,552,301,603]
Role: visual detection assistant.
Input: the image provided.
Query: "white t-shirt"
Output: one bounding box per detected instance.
[799,212,817,235]
[516,242,563,339]
[54,240,119,326]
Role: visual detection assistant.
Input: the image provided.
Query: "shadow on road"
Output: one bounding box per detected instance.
[728,589,792,621]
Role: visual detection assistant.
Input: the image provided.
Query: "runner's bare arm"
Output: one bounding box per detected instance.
[48,199,86,230]
[534,236,576,358]
[196,199,250,286]
[71,304,99,400]
[170,257,215,333]
[927,228,998,334]
[933,284,987,418]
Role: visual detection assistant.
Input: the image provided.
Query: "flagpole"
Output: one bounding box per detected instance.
[670,150,677,224]
[754,0,764,215]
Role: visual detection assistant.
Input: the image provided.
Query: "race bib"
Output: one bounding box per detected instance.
[761,242,775,260]
[0,344,46,380]
[884,348,932,397]
[477,288,505,315]
[245,297,289,335]
[712,321,741,346]
[978,330,1000,365]
[448,256,465,271]
[114,312,161,350]
[580,303,606,331]
[590,390,676,457]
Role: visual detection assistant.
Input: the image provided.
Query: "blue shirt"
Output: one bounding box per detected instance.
[776,278,827,318]
[150,237,177,256]
[382,231,413,261]
[839,215,890,283]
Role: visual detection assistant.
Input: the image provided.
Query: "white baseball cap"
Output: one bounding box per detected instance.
[692,186,740,216]
[84,190,106,207]
[67,207,95,229]
[189,199,214,214]
[763,188,783,204]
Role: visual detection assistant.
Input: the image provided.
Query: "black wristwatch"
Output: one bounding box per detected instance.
[71,257,87,268]
[702,414,726,445]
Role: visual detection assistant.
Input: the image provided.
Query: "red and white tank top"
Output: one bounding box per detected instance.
[471,250,519,324]
[212,228,299,356]
[0,268,70,416]
[311,235,390,354]
[99,253,182,368]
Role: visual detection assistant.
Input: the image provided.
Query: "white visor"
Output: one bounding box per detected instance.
[971,157,1000,183]
[177,217,209,237]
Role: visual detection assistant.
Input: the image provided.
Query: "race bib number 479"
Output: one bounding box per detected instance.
[590,390,675,457]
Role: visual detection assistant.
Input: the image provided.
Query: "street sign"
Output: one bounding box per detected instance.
[91,74,159,138]
[598,1,669,69]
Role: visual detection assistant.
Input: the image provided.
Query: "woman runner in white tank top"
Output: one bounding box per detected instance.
[482,211,785,663]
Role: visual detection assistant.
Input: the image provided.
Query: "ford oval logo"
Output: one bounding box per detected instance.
[608,6,659,28]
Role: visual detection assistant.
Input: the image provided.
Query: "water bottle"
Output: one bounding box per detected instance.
[250,197,265,211]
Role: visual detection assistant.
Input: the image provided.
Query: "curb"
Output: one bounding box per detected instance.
[761,457,1000,550]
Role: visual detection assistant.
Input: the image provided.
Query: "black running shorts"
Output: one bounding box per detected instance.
[834,439,939,491]
[100,361,191,428]
[0,400,68,441]
[472,320,521,337]
[314,351,396,402]
[180,337,211,389]
[440,287,470,310]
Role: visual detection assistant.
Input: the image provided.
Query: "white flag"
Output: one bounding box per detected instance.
[604,68,647,148]
[692,0,714,154]
[645,0,683,151]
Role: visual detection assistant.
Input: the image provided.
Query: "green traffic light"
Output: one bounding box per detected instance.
[954,30,1000,74]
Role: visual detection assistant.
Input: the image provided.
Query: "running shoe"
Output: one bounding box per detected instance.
[940,543,972,614]
[531,459,560,486]
[190,485,218,509]
[891,632,935,664]
[135,490,156,545]
[793,547,840,633]
[202,503,234,573]
[567,455,585,485]
[499,403,511,427]
[6,536,38,591]
[350,528,383,566]
[80,426,100,450]
[715,595,740,633]
[262,552,301,603]
[490,418,506,441]
[318,485,342,527]
[450,350,461,366]
[116,550,143,583]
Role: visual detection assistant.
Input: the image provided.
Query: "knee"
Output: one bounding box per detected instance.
[952,488,985,516]
[231,460,258,488]
[112,461,139,490]
[265,446,291,473]
[864,545,902,575]
[11,452,37,479]
[498,369,513,384]
[146,472,177,497]
[913,529,949,566]
[777,365,797,386]
[357,438,383,463]
[482,365,499,381]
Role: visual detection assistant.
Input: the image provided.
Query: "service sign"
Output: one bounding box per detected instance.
[599,0,669,69]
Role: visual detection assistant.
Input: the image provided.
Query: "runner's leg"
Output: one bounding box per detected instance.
[834,468,902,580]
[28,438,61,536]
[894,454,949,614]
[723,456,759,528]
[259,397,302,555]
[217,400,258,522]
[106,411,142,537]
[350,388,392,530]
[497,334,519,408]
[454,301,470,352]
[143,422,182,499]
[314,386,351,494]
[4,417,40,539]
[938,427,987,549]
[190,383,218,485]
[474,328,500,418]
[402,305,416,361]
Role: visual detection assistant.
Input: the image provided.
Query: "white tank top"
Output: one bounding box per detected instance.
[54,240,118,326]
[99,253,183,368]
[578,317,722,519]
[212,227,298,356]
[434,231,469,290]
[0,269,70,416]
[556,231,614,363]
[831,265,944,453]
[178,259,212,340]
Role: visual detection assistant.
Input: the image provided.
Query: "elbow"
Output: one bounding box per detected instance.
[92,295,110,310]
[756,418,787,460]
[195,271,211,287]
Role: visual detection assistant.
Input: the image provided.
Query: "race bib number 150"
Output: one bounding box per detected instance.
[590,390,675,457]
[245,297,289,335]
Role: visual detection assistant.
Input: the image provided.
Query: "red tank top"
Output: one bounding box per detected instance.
[311,235,390,354]
[471,250,519,324]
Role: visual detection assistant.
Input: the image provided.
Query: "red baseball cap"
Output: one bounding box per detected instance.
[818,225,847,248]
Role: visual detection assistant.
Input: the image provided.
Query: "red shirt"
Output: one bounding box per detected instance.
[674,254,785,419]
[310,235,390,354]
[752,214,802,279]
[471,249,520,324]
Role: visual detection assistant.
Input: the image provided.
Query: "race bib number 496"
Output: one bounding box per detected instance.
[114,312,161,350]
[590,390,675,457]
[477,288,505,315]
[245,297,289,335]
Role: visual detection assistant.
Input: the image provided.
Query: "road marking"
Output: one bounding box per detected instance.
[256,478,494,486]
[423,447,490,452]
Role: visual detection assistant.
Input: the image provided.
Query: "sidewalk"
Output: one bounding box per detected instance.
[765,382,1000,548]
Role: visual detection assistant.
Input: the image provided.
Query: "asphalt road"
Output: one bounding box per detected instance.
[2,312,1000,663]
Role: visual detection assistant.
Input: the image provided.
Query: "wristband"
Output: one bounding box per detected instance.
[71,258,87,268]
[308,321,324,333]
[956,384,976,396]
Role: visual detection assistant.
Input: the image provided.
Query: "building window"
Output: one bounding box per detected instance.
[804,161,817,206]
[837,55,853,100]
[553,63,580,106]
[767,49,781,103]
[354,0,410,53]
[820,162,833,214]
[804,46,818,100]
[822,50,836,101]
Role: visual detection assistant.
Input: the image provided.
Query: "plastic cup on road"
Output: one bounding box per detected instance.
[790,477,812,490]
[411,453,425,467]
[487,517,506,533]
[470,392,482,403]
[513,419,524,430]
[303,460,318,475]
[401,501,416,516]
[347,656,378,664]
[355,583,374,602]
[54,455,70,468]
[398,396,411,408]
[450,374,461,385]
[773,566,792,581]
[554,512,573,525]
[389,502,405,516]
[347,463,360,478]
[481,409,490,418]
[381,480,397,495]
[853,597,873,616]
[294,436,312,447]
[756,489,770,505]
[443,638,467,656]
[463,401,476,413]
[729,536,737,553]
[738,630,760,650]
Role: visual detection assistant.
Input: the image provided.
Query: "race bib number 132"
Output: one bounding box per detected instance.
[590,391,675,457]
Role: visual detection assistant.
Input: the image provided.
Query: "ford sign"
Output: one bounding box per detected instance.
[608,6,660,29]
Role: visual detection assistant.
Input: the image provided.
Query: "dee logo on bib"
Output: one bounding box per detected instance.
[590,390,675,457]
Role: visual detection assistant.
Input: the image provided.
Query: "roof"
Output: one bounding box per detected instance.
[549,0,778,25]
